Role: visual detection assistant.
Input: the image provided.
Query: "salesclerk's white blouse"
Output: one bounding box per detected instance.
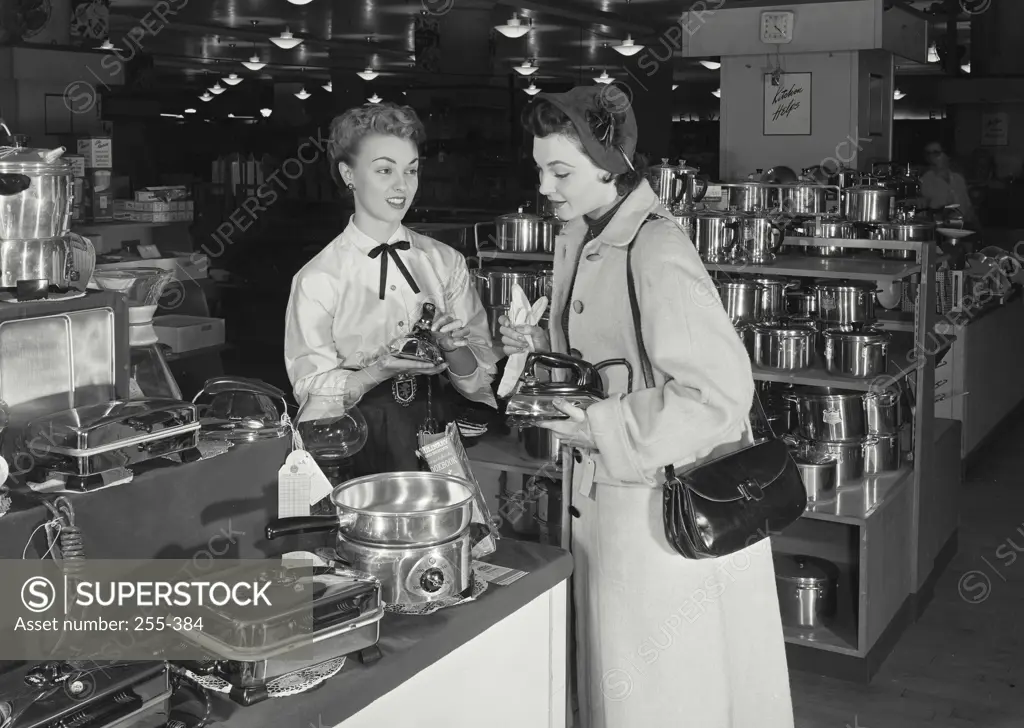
[284,217,498,409]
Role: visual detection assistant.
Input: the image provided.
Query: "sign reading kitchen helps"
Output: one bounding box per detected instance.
[764,72,812,136]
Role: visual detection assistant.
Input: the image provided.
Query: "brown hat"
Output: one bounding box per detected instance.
[535,85,638,175]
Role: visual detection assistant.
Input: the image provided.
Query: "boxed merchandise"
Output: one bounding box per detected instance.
[65,155,86,178]
[77,137,112,168]
[90,191,114,221]
[153,315,225,353]
[135,186,189,202]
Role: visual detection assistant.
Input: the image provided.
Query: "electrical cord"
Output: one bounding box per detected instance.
[167,665,213,728]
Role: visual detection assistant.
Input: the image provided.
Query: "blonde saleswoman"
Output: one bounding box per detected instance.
[499,86,794,727]
[285,102,498,476]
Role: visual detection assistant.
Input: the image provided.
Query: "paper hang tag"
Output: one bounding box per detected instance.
[277,449,334,517]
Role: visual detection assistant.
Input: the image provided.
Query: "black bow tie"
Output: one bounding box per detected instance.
[368,241,421,300]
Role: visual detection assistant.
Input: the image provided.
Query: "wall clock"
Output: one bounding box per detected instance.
[761,11,795,44]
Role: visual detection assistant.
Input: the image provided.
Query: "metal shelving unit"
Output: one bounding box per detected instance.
[707,254,921,282]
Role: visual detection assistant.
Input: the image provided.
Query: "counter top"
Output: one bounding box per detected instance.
[213,539,572,726]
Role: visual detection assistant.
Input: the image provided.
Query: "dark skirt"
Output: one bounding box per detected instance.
[349,375,453,477]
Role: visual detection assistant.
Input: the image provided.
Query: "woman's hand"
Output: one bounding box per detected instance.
[498,314,550,357]
[430,312,471,352]
[366,354,447,387]
[536,398,596,449]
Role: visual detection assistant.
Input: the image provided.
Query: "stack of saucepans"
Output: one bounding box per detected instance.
[716,275,893,381]
[473,266,552,340]
[475,205,563,255]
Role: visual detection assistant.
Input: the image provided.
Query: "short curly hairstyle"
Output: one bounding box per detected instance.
[521,99,647,197]
[327,102,427,189]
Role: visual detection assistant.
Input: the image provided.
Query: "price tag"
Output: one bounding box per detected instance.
[472,560,528,586]
[704,184,723,200]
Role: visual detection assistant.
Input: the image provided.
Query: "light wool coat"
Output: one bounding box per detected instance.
[551,180,794,728]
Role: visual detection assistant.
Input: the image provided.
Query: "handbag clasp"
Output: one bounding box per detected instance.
[738,479,764,501]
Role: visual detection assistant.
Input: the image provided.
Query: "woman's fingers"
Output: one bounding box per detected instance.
[552,398,587,422]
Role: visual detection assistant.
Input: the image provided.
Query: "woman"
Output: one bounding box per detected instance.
[285,102,497,475]
[918,139,977,228]
[500,86,794,727]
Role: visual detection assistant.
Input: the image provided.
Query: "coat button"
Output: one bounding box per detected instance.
[569,506,581,519]
[573,300,584,313]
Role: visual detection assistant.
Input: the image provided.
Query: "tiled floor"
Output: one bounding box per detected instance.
[791,412,1024,728]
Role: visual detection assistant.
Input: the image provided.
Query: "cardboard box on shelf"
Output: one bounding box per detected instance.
[153,315,225,354]
[134,186,189,202]
[77,138,112,168]
[90,191,114,221]
[65,155,86,178]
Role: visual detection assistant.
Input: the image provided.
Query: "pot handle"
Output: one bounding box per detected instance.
[692,177,709,203]
[593,358,634,394]
[265,515,338,540]
[0,173,30,196]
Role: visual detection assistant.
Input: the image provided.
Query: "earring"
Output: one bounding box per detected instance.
[347,183,355,190]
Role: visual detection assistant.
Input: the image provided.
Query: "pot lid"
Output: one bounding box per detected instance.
[753,324,814,337]
[773,554,838,585]
[0,145,72,173]
[497,207,541,222]
[824,328,890,343]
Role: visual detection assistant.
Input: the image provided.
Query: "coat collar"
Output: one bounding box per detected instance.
[561,179,670,249]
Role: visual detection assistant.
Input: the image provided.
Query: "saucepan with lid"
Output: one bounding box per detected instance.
[822,328,890,378]
[774,554,839,629]
[494,208,555,253]
[751,324,815,371]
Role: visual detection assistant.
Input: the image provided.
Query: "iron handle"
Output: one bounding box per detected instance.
[593,358,634,394]
[525,351,587,383]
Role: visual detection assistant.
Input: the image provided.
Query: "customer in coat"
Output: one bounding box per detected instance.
[285,102,497,476]
[499,86,794,728]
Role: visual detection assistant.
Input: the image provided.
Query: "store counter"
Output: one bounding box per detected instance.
[0,438,572,728]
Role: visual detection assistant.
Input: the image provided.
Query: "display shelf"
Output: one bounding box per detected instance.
[802,465,913,526]
[73,220,190,230]
[475,249,554,263]
[875,310,916,332]
[707,254,920,282]
[751,331,918,389]
[163,343,232,362]
[782,236,923,252]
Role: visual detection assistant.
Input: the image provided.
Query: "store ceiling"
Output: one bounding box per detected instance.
[104,0,971,91]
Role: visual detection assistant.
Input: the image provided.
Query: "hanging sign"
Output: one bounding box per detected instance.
[981,112,1008,147]
[764,72,811,136]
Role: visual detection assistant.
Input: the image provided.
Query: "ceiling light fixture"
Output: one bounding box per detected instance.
[222,73,242,86]
[260,108,273,117]
[295,87,311,100]
[287,0,314,4]
[699,60,721,70]
[160,113,184,119]
[495,15,531,39]
[612,35,644,57]
[672,84,679,91]
[271,29,303,49]
[594,70,613,84]
[927,42,939,63]
[524,82,540,96]
[96,39,121,51]
[323,81,333,92]
[356,67,379,81]
[242,54,266,71]
[368,94,382,104]
[894,89,906,100]
[514,60,538,76]
[209,83,225,95]
[184,108,196,114]
[199,92,213,102]
[712,88,721,98]
[961,62,971,73]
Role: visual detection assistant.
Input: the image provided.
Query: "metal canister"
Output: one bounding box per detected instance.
[774,554,839,629]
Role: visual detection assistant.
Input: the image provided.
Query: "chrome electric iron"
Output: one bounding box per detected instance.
[389,301,446,366]
[505,351,632,427]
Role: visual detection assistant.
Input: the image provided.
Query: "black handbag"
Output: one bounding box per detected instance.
[625,224,807,560]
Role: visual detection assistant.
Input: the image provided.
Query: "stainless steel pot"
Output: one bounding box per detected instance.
[0,146,74,241]
[785,387,866,442]
[752,277,794,322]
[783,185,828,216]
[538,269,553,300]
[672,210,698,242]
[473,267,538,306]
[730,182,777,213]
[864,390,901,435]
[495,208,551,253]
[264,472,476,547]
[696,212,743,263]
[736,215,786,264]
[0,233,94,290]
[752,324,815,370]
[716,280,763,325]
[808,217,854,258]
[774,554,838,629]
[651,159,708,209]
[518,426,563,463]
[842,185,894,223]
[823,329,890,378]
[813,282,877,325]
[881,222,934,243]
[785,289,816,317]
[795,457,837,502]
[797,439,865,484]
[863,433,901,473]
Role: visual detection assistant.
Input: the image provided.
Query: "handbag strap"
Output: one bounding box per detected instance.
[625,215,776,446]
